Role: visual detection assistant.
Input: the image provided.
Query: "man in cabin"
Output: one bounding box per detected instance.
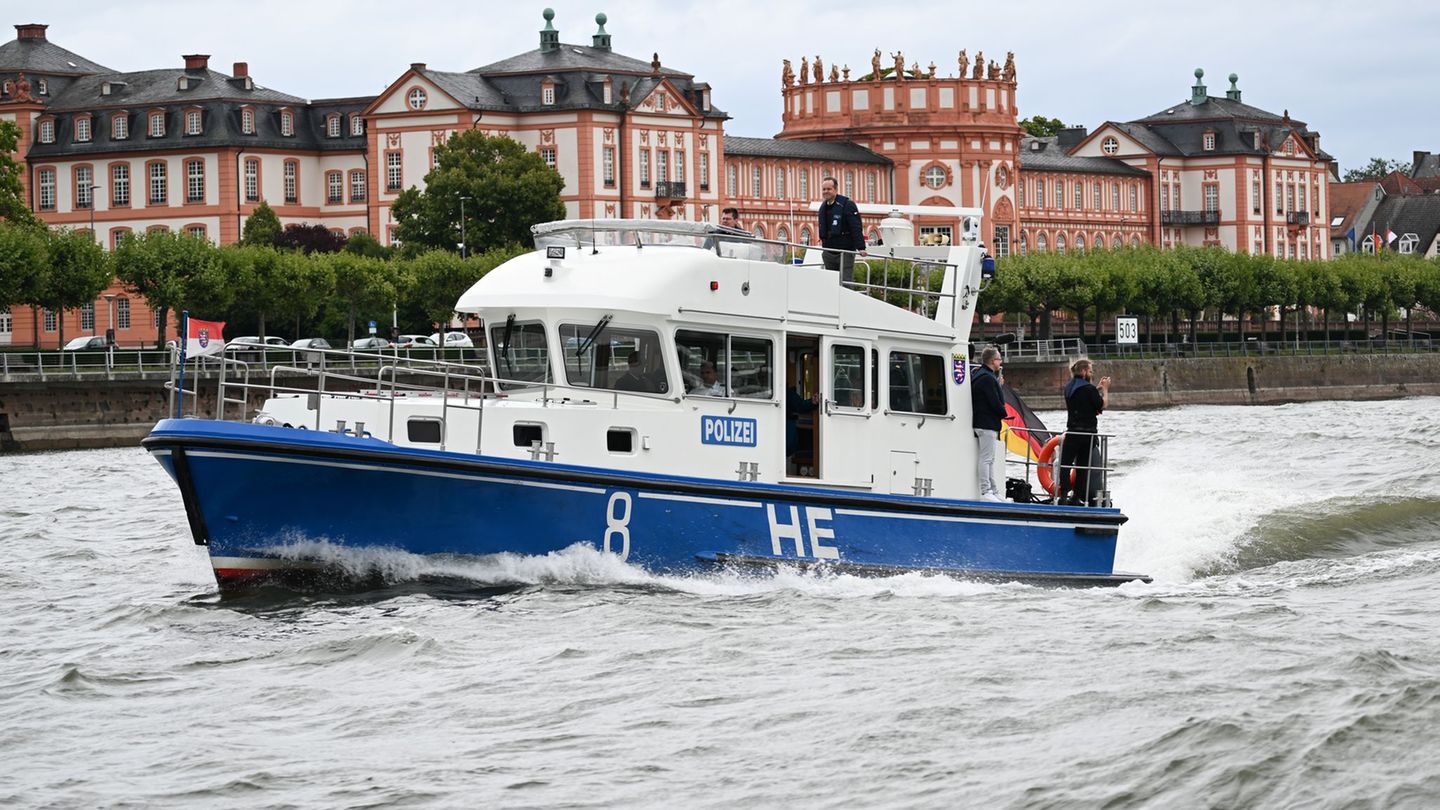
[615,352,654,393]
[970,347,1006,502]
[818,176,866,283]
[1061,358,1110,506]
[693,360,727,396]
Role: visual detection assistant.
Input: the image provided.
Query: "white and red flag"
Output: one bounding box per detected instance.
[1386,228,1398,245]
[186,318,226,357]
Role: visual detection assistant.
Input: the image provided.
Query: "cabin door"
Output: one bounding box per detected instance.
[784,335,820,477]
[820,337,874,487]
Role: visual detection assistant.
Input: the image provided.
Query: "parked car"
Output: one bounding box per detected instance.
[289,337,332,364]
[227,336,289,351]
[61,335,112,351]
[394,334,438,348]
[351,337,391,350]
[430,331,475,348]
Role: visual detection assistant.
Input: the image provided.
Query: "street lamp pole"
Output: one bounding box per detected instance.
[459,196,473,259]
[87,182,96,242]
[103,293,116,366]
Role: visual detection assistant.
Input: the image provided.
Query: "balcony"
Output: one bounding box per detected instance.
[1286,211,1310,226]
[654,181,686,199]
[1161,210,1220,226]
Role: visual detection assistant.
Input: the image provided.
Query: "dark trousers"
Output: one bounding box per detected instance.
[1059,432,1098,504]
[822,249,855,283]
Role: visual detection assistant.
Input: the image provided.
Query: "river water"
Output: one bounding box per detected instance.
[4,398,1440,808]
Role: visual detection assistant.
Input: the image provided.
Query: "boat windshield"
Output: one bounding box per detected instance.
[531,219,789,263]
[559,322,669,394]
[490,321,552,390]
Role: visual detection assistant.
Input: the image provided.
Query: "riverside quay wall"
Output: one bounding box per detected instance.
[3,354,1440,452]
[1002,353,1440,410]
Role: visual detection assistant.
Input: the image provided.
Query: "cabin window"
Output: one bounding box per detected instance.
[559,322,667,394]
[512,423,544,447]
[407,418,442,444]
[489,321,552,390]
[831,344,867,410]
[887,351,947,415]
[607,428,636,453]
[675,330,773,399]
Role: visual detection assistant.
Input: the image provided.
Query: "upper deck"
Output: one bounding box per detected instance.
[455,219,988,344]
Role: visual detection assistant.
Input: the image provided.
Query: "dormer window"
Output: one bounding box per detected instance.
[75,115,92,143]
[1101,136,1119,155]
[602,79,612,104]
[1202,131,1216,151]
[407,87,427,110]
[542,84,555,105]
[2,81,10,96]
[326,114,340,138]
[1284,140,1295,156]
[240,107,255,135]
[185,109,202,136]
[1253,131,1261,150]
[38,119,55,144]
[148,111,166,138]
[112,113,128,140]
[350,115,364,136]
[37,79,47,95]
[280,110,294,137]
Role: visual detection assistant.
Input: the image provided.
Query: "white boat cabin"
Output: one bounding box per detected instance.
[255,217,997,500]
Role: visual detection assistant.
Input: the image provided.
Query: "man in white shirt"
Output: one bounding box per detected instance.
[693,360,727,396]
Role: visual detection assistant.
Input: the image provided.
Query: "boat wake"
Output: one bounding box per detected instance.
[244,538,1021,601]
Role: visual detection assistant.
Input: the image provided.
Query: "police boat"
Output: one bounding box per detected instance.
[143,214,1147,588]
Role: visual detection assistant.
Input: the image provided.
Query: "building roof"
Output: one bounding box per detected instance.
[1019,136,1150,176]
[471,42,692,80]
[44,67,308,111]
[1327,181,1379,236]
[1136,94,1293,126]
[723,135,891,165]
[1411,151,1440,179]
[1357,193,1440,254]
[0,28,110,75]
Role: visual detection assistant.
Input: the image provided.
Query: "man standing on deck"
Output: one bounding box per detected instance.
[818,176,866,282]
[1061,358,1110,506]
[970,347,1006,502]
[719,207,745,233]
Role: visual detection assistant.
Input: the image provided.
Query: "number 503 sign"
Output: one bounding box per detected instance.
[1115,316,1139,345]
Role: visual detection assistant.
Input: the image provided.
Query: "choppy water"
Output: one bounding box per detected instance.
[4,398,1440,808]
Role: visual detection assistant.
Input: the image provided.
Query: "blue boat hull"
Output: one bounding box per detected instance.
[143,419,1141,588]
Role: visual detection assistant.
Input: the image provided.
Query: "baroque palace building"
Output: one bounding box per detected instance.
[1,13,1334,348]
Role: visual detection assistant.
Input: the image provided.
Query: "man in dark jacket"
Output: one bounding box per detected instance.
[818,176,866,283]
[970,347,1006,501]
[1061,358,1110,505]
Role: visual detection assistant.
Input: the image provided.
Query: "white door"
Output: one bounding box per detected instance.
[821,338,874,487]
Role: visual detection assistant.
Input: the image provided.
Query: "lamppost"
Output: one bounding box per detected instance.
[103,293,116,366]
[458,196,473,259]
[85,182,97,243]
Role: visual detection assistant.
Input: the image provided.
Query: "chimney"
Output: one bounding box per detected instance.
[183,54,210,71]
[410,62,426,72]
[592,12,611,50]
[539,8,559,53]
[1225,73,1242,102]
[15,23,47,41]
[232,62,248,78]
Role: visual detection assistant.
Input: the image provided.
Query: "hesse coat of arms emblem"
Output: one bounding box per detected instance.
[952,353,967,384]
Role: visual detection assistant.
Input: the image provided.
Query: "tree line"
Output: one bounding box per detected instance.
[986,245,1440,345]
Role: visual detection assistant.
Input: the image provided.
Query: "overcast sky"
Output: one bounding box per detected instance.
[38,0,1438,171]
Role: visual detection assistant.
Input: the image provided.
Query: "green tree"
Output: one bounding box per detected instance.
[113,230,219,347]
[273,252,335,338]
[38,228,112,348]
[344,230,391,259]
[0,220,48,308]
[1341,157,1410,183]
[404,246,522,333]
[390,130,564,255]
[1019,116,1067,138]
[241,201,283,246]
[327,252,398,347]
[0,121,37,226]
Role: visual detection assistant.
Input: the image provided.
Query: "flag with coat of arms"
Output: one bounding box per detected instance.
[185,318,226,357]
[1386,227,1398,245]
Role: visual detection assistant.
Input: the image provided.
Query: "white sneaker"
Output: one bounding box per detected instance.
[982,493,1005,502]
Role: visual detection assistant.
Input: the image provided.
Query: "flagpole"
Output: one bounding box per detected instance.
[176,310,189,418]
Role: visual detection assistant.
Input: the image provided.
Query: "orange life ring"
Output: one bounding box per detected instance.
[1035,435,1076,496]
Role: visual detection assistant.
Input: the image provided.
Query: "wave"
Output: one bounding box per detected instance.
[1199,496,1440,576]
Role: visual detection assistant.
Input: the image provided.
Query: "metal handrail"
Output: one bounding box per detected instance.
[1002,429,1115,507]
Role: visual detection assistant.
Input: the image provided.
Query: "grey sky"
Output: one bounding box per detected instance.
[36,0,1437,171]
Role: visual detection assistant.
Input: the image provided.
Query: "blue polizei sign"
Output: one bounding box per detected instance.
[699,415,757,447]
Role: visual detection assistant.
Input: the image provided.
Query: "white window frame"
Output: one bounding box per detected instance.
[149,162,167,204]
[75,116,92,143]
[280,111,294,137]
[241,108,255,135]
[924,165,946,189]
[112,164,130,206]
[244,159,259,202]
[76,166,93,208]
[117,299,130,330]
[112,114,128,140]
[186,160,204,203]
[37,168,56,209]
[283,161,297,203]
[185,110,202,136]
[407,87,427,110]
[350,170,366,202]
[149,113,165,138]
[39,120,54,143]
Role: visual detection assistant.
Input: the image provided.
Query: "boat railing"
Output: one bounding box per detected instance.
[1001,429,1116,507]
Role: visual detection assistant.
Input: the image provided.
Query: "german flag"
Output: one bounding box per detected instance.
[999,384,1054,462]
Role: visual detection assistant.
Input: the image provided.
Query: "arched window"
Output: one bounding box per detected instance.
[1018,231,1028,255]
[1111,235,1123,249]
[752,224,766,239]
[1056,233,1067,254]
[799,227,812,245]
[1074,234,1086,254]
[1130,235,1141,248]
[776,225,790,242]
[1036,232,1049,253]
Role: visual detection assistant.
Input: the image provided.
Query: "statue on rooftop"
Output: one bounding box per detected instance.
[799,56,809,85]
[872,49,883,81]
[782,59,794,88]
[972,51,985,80]
[12,72,34,103]
[828,64,839,83]
[842,64,850,81]
[893,51,905,79]
[813,55,824,83]
[958,50,968,79]
[1003,51,1016,82]
[988,60,1000,80]
[927,61,936,79]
